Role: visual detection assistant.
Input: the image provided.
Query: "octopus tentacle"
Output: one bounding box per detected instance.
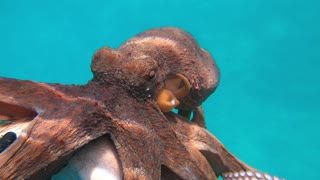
[157,73,191,112]
[191,106,206,128]
[222,170,284,180]
[165,112,282,179]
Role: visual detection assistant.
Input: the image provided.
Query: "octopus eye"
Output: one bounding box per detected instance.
[147,69,157,81]
[157,73,191,112]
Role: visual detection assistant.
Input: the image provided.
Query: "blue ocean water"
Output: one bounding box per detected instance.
[0,0,319,179]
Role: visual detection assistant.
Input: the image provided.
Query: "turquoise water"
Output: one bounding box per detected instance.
[1,0,319,179]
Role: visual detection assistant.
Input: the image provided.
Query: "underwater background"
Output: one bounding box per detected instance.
[0,0,319,179]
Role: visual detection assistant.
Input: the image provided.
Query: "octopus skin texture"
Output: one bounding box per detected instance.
[0,27,282,180]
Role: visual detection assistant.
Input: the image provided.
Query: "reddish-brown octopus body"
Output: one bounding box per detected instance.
[0,27,282,179]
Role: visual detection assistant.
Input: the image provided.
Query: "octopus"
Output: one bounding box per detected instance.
[0,27,283,180]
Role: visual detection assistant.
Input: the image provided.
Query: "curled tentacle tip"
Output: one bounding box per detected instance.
[157,89,180,112]
[222,170,284,180]
[156,73,191,112]
[165,73,191,99]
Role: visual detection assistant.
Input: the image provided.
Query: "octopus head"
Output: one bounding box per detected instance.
[121,27,220,111]
[91,27,219,112]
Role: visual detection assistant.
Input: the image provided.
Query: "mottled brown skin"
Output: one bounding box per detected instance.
[0,28,272,179]
[92,28,219,110]
[92,28,219,126]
